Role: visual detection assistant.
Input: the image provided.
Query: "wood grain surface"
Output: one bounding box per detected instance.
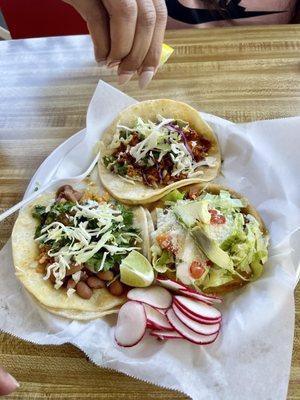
[0,25,299,399]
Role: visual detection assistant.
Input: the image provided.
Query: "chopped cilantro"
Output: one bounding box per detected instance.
[152,150,160,160]
[32,205,46,220]
[117,204,133,226]
[103,155,115,167]
[115,162,128,175]
[51,201,74,214]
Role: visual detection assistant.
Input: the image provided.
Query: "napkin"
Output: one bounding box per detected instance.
[0,81,299,400]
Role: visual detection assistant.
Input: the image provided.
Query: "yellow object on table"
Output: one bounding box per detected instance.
[160,43,174,66]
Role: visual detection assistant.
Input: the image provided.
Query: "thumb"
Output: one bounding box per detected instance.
[0,368,19,396]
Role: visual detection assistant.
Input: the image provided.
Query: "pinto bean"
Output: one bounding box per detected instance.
[56,185,73,196]
[56,185,82,202]
[79,271,89,282]
[108,280,124,297]
[66,279,76,289]
[86,277,105,289]
[97,270,114,281]
[76,282,92,299]
[63,189,78,203]
[83,267,94,276]
[73,190,82,201]
[65,263,84,276]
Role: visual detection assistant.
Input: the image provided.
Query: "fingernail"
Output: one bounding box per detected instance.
[97,60,106,67]
[139,70,154,89]
[5,372,20,389]
[118,72,135,86]
[107,60,120,69]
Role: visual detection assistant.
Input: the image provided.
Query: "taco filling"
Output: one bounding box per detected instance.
[151,188,269,293]
[32,185,142,300]
[102,116,216,188]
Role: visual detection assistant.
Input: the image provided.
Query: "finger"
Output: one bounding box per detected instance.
[138,0,167,89]
[118,0,156,85]
[102,0,138,67]
[0,368,19,396]
[63,0,110,62]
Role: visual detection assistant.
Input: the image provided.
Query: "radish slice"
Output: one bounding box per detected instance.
[174,299,221,325]
[181,285,222,303]
[150,330,184,340]
[156,278,221,303]
[166,309,219,345]
[144,304,173,330]
[174,295,221,320]
[115,301,147,347]
[156,278,186,291]
[172,303,220,335]
[178,289,222,304]
[127,287,172,309]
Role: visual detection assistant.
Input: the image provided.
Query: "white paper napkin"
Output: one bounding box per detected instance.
[0,81,299,400]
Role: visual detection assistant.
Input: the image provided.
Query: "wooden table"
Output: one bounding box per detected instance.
[0,25,299,399]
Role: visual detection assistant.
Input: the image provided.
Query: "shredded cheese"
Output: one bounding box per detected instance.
[36,200,140,290]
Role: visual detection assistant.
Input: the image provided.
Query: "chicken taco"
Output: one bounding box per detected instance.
[149,184,269,295]
[12,185,151,320]
[99,99,221,205]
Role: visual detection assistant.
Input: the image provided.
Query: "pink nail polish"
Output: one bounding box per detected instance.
[139,70,154,89]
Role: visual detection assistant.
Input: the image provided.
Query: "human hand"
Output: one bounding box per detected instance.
[64,0,168,88]
[0,367,19,396]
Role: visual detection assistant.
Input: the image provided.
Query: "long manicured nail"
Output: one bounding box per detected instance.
[107,60,120,69]
[6,373,19,389]
[118,72,135,86]
[139,69,154,89]
[0,370,20,395]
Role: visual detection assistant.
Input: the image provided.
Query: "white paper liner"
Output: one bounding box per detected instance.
[0,81,299,400]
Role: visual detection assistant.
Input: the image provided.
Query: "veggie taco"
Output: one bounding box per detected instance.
[99,99,221,205]
[12,185,150,320]
[150,184,269,294]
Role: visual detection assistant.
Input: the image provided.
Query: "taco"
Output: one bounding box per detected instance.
[149,184,269,295]
[12,185,150,320]
[98,99,221,205]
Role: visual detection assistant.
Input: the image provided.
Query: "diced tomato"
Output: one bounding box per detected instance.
[206,260,213,267]
[156,234,177,254]
[209,209,226,224]
[190,260,206,279]
[209,209,217,216]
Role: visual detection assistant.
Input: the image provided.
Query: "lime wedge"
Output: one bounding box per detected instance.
[120,250,154,287]
[159,43,174,66]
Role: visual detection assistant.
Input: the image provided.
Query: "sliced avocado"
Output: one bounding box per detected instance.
[174,200,211,228]
[191,226,234,271]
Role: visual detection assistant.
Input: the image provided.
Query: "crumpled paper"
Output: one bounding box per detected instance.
[0,81,299,400]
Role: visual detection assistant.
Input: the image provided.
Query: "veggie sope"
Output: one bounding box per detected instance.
[151,187,269,293]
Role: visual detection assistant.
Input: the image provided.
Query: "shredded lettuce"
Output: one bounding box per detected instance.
[203,267,234,289]
[153,249,175,273]
[104,115,215,182]
[202,190,247,212]
[162,189,185,203]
